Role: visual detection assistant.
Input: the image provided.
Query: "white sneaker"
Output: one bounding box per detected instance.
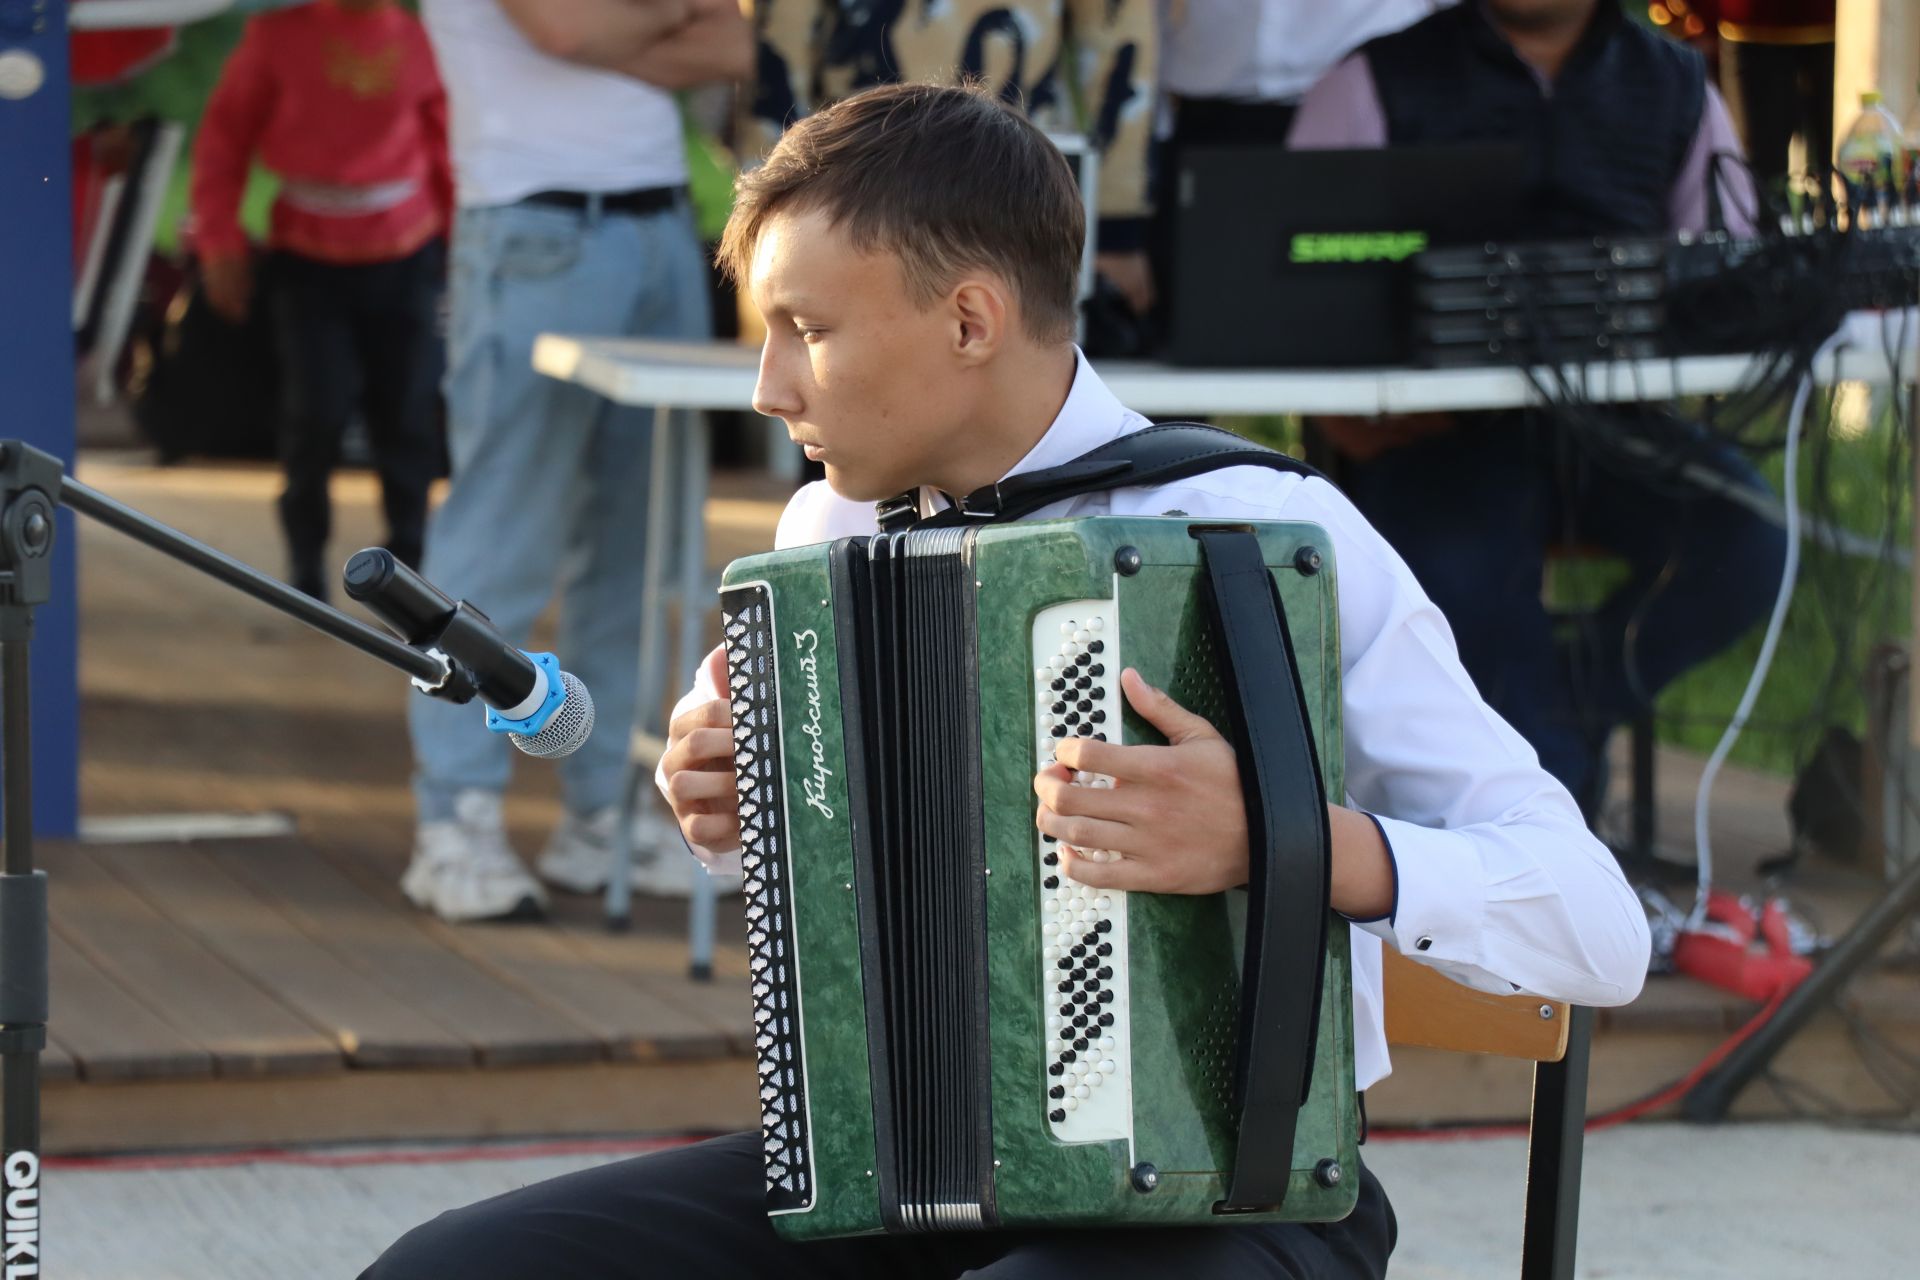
[402,790,549,923]
[535,805,743,899]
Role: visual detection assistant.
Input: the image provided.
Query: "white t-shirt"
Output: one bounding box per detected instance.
[1158,0,1453,104]
[421,0,687,208]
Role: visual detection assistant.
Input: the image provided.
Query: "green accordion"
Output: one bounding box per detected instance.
[718,516,1357,1240]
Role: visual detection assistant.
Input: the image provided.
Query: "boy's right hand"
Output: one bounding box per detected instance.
[662,646,741,853]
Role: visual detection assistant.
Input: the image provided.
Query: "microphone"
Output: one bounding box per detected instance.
[342,549,596,759]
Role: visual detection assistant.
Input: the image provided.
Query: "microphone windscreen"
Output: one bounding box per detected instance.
[510,670,595,759]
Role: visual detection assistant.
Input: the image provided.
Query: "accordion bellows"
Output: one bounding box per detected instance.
[719,517,1357,1239]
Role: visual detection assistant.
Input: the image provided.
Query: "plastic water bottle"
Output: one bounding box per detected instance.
[1837,91,1904,227]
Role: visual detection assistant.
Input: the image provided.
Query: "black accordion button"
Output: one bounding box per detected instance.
[1076,699,1092,713]
[1096,966,1114,980]
[1073,1014,1089,1028]
[1090,710,1107,724]
[1064,713,1080,727]
[1081,931,1099,946]
[1091,688,1106,700]
[1051,726,1067,738]
[1051,701,1066,715]
[1096,942,1113,957]
[1057,980,1074,994]
[1075,653,1092,667]
[1049,1062,1065,1076]
[1089,664,1105,677]
[1061,1049,1077,1062]
[1098,1013,1115,1027]
[1088,640,1105,654]
[1074,1037,1090,1051]
[1099,990,1116,1004]
[1096,919,1113,934]
[1043,834,1058,845]
[1069,944,1086,958]
[1043,852,1058,865]
[1051,678,1066,691]
[1059,1003,1073,1017]
[1050,1109,1067,1123]
[1057,957,1073,970]
[1094,733,1108,742]
[1044,875,1059,889]
[1050,1085,1066,1099]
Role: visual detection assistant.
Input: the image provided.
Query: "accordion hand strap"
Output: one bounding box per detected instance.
[1195,528,1332,1212]
[874,423,1326,533]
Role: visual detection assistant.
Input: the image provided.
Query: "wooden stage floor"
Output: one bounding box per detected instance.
[40,453,1917,1152]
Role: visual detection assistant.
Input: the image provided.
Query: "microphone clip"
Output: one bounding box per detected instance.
[408,646,481,704]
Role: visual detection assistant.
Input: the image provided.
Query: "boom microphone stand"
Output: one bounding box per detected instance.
[0,439,504,1275]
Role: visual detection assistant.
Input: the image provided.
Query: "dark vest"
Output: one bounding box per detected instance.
[1364,3,1706,237]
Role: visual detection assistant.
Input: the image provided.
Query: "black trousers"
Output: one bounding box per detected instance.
[267,240,444,591]
[360,1131,1396,1279]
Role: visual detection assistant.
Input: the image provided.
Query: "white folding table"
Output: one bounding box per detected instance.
[531,320,1915,967]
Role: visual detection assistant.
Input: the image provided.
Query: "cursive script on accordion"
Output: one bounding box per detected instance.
[719,516,1356,1239]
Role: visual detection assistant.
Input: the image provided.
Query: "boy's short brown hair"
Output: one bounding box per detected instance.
[719,82,1085,344]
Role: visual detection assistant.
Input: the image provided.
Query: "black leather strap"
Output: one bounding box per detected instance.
[874,424,1325,532]
[1194,529,1331,1211]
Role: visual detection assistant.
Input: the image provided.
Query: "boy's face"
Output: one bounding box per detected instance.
[748,208,981,502]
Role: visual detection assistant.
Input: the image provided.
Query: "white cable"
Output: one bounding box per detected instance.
[1687,341,1838,930]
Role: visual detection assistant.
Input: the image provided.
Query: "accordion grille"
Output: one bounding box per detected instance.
[722,585,813,1213]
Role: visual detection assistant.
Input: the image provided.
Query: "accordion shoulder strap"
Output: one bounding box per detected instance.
[874,423,1326,532]
[1195,528,1331,1212]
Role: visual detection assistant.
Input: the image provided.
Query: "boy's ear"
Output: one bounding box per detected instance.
[949,277,1011,365]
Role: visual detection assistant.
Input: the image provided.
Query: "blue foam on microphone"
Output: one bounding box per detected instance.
[485,650,567,737]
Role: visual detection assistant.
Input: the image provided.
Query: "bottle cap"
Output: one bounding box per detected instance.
[1863,91,1884,106]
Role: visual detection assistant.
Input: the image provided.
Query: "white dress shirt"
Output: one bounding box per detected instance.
[1158,0,1453,105]
[421,0,686,208]
[660,349,1650,1091]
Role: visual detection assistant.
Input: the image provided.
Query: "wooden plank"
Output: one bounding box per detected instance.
[546,922,754,1056]
[93,841,472,1069]
[1382,949,1569,1063]
[44,1057,756,1155]
[47,930,211,1082]
[41,1036,76,1084]
[205,840,603,1068]
[310,834,735,1062]
[45,844,340,1077]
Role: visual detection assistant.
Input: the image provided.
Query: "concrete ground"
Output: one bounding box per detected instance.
[51,1122,1919,1279]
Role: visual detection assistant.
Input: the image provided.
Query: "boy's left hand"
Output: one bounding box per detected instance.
[1035,668,1248,895]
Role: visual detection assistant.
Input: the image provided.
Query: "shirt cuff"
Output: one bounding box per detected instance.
[693,846,743,879]
[1354,814,1488,962]
[1337,811,1399,926]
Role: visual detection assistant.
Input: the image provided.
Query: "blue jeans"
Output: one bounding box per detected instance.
[1343,410,1788,810]
[409,196,710,822]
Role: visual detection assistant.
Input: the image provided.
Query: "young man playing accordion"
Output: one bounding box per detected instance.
[362,82,1650,1280]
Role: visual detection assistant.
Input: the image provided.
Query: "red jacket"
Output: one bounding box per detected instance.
[190,1,452,266]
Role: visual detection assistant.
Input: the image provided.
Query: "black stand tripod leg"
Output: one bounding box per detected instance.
[1682,851,1920,1122]
[0,607,46,1272]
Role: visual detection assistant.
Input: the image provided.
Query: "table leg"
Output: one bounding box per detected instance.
[678,411,718,980]
[608,403,680,929]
